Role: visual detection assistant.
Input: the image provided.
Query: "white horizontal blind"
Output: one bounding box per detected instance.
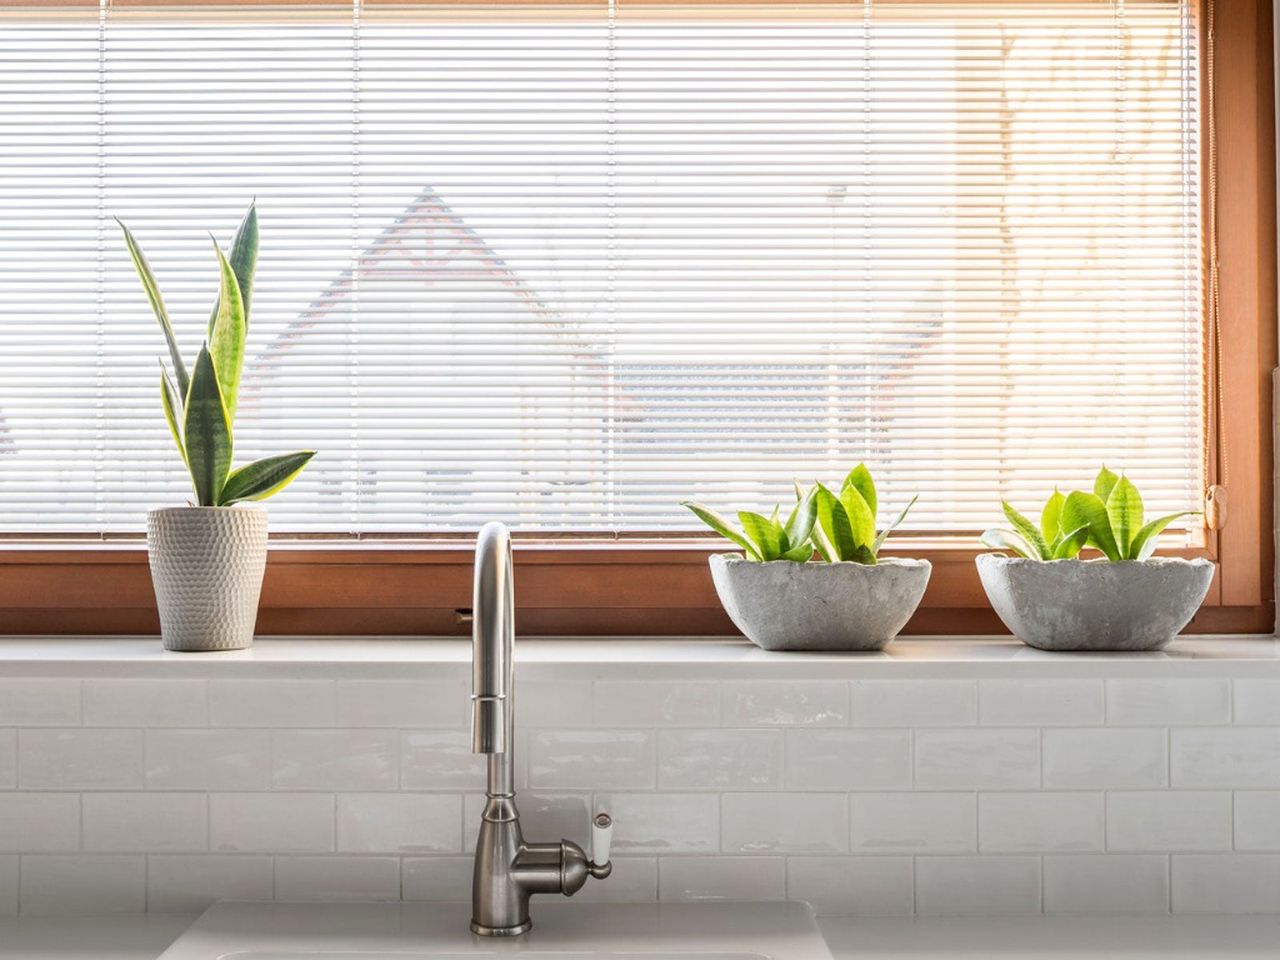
[0,0,1203,536]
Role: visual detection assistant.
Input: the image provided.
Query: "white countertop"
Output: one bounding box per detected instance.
[0,635,1275,678]
[7,914,1280,960]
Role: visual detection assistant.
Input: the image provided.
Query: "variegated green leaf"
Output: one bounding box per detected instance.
[208,239,247,424]
[784,487,818,552]
[980,527,1038,558]
[1094,465,1120,504]
[815,482,857,561]
[839,484,876,548]
[209,201,258,336]
[184,346,233,507]
[781,542,815,562]
[1003,501,1051,560]
[739,511,785,561]
[1106,475,1145,559]
[682,502,761,560]
[159,363,186,467]
[1052,524,1090,559]
[872,493,918,556]
[1041,488,1065,543]
[1130,512,1199,561]
[842,463,877,518]
[1062,490,1120,562]
[219,451,315,505]
[117,218,189,397]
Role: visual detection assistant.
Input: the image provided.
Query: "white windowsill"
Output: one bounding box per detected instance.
[0,635,1275,678]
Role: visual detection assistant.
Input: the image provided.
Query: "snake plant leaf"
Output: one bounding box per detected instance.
[784,487,818,551]
[184,346,233,507]
[739,511,785,561]
[219,450,315,505]
[842,463,877,518]
[781,542,815,562]
[159,363,186,467]
[839,484,876,548]
[1106,475,1145,558]
[1130,511,1198,561]
[682,502,761,560]
[209,201,258,337]
[872,493,918,556]
[849,544,878,565]
[1052,524,1090,559]
[1062,490,1121,562]
[1094,465,1120,504]
[1041,488,1065,543]
[980,527,1037,558]
[1002,500,1051,560]
[209,238,247,424]
[117,218,189,398]
[815,482,857,561]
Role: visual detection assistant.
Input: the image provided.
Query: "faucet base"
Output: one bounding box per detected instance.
[471,918,532,938]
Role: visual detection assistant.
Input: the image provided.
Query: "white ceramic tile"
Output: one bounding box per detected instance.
[914,730,1039,789]
[145,729,271,790]
[850,793,976,854]
[83,679,208,727]
[658,856,785,901]
[979,792,1104,853]
[592,793,718,855]
[209,680,336,727]
[784,729,911,791]
[402,857,474,901]
[721,793,847,854]
[1235,792,1280,851]
[979,680,1104,726]
[658,729,782,790]
[19,729,143,790]
[575,858,658,903]
[274,856,401,901]
[20,856,146,916]
[1043,855,1170,914]
[464,793,590,854]
[401,730,485,791]
[850,680,977,727]
[1107,791,1232,852]
[210,793,334,853]
[1042,728,1167,788]
[521,682,592,728]
[593,681,719,726]
[1233,679,1280,724]
[336,680,463,728]
[0,793,79,853]
[1107,680,1231,726]
[0,857,14,917]
[915,856,1042,916]
[336,793,462,854]
[0,679,80,726]
[0,731,14,789]
[146,855,273,913]
[1171,728,1280,788]
[722,681,848,726]
[786,857,914,917]
[83,793,207,853]
[1172,854,1280,914]
[272,729,399,791]
[528,730,655,790]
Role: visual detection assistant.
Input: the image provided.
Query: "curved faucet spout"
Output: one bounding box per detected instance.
[471,521,514,796]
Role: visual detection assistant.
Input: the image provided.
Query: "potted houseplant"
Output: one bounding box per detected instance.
[977,467,1213,651]
[119,204,315,652]
[683,465,930,650]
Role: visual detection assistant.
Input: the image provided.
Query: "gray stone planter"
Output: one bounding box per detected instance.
[147,506,268,652]
[708,554,932,651]
[976,553,1214,652]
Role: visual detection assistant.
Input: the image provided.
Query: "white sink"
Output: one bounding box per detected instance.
[159,901,832,960]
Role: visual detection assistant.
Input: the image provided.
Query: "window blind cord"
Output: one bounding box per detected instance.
[1205,0,1229,531]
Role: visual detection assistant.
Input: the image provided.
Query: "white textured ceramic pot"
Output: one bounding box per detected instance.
[976,553,1214,652]
[708,554,932,651]
[147,506,268,652]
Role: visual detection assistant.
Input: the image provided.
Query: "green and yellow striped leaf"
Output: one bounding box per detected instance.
[184,346,233,507]
[219,451,315,505]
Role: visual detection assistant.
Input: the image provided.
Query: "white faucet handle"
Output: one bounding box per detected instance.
[591,812,613,866]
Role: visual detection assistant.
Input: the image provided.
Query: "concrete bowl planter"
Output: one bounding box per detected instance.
[976,553,1214,652]
[708,554,932,651]
[147,505,268,652]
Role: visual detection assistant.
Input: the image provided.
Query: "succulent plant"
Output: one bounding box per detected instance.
[118,203,314,507]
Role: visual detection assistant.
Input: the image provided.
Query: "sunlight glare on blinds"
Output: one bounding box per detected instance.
[0,0,1203,535]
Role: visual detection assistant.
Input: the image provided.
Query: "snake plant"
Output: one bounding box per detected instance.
[981,467,1197,562]
[119,203,314,507]
[682,488,818,562]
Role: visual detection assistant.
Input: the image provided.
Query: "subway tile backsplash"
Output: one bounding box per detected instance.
[0,658,1277,918]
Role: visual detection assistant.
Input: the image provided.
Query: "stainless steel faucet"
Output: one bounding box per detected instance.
[469,521,612,937]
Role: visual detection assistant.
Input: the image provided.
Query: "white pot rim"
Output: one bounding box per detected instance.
[148,504,267,515]
[977,552,1212,570]
[712,553,931,570]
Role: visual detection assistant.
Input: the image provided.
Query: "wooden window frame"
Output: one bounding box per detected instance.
[1,0,1273,637]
